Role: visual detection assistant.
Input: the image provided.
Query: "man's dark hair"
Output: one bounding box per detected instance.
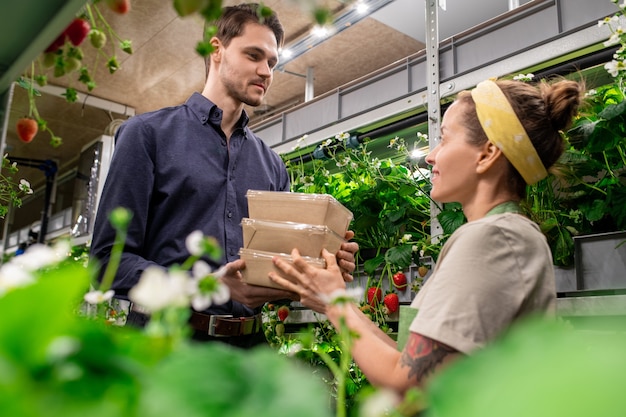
[204,3,284,76]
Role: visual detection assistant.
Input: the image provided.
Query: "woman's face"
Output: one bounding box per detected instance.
[425,101,483,204]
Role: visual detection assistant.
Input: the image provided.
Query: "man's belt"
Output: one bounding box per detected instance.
[130,303,262,337]
[188,312,263,337]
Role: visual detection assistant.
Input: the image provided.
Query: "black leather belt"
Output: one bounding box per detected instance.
[130,304,262,337]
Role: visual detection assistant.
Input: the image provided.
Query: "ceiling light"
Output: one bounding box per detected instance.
[279,48,293,59]
[277,0,395,70]
[355,1,369,14]
[311,25,330,38]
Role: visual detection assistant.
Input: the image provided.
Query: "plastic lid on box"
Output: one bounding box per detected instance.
[246,190,353,236]
[241,217,345,257]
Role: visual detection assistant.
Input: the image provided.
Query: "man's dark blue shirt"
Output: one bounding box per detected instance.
[90,92,290,317]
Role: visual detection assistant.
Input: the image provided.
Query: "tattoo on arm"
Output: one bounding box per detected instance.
[400,332,457,384]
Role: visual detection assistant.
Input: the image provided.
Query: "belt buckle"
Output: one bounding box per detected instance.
[208,314,233,337]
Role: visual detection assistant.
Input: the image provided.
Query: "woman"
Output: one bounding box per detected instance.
[269,78,584,393]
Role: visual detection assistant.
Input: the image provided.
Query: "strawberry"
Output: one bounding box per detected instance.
[392,271,407,290]
[45,33,66,53]
[367,287,382,306]
[418,265,429,277]
[16,117,38,143]
[65,18,91,46]
[174,0,203,16]
[383,293,399,314]
[277,305,289,322]
[106,0,131,14]
[89,29,107,49]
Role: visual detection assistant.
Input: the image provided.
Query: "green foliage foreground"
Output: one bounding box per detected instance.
[0,262,331,417]
[427,317,626,417]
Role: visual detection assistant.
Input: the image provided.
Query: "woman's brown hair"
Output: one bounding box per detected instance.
[456,78,584,197]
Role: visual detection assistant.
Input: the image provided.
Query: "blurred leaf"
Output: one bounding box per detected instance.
[427,318,626,417]
[140,343,332,417]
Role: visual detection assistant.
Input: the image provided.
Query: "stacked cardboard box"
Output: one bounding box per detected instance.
[239,190,353,289]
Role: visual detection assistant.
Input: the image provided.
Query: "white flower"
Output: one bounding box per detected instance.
[388,137,398,148]
[512,73,534,81]
[598,15,619,27]
[47,336,81,361]
[187,261,230,311]
[604,31,623,47]
[401,233,412,243]
[416,131,429,141]
[359,388,400,417]
[0,263,35,295]
[83,289,115,305]
[412,245,419,253]
[129,267,190,313]
[335,132,349,141]
[605,59,626,77]
[12,241,70,271]
[320,139,333,148]
[185,230,205,256]
[19,179,33,194]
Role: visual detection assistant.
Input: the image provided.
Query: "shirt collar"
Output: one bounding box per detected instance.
[186,92,250,132]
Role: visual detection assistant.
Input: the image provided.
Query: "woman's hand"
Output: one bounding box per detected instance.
[269,248,346,314]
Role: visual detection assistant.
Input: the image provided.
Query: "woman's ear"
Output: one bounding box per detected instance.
[476,141,504,175]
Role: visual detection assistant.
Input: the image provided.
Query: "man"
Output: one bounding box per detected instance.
[90,3,358,348]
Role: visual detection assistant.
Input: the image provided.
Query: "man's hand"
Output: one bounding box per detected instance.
[336,230,359,282]
[219,259,298,308]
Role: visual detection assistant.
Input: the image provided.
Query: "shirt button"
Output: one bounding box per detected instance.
[227,211,232,218]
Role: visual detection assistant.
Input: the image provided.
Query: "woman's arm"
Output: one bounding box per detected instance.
[269,249,460,393]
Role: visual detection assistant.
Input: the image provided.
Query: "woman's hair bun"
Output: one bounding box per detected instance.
[541,80,584,132]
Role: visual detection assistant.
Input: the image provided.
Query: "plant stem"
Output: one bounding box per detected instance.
[99,224,128,292]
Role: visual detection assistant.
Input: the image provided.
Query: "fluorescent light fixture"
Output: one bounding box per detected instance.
[355,1,369,14]
[277,0,395,70]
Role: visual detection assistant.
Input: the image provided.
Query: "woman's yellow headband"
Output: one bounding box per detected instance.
[470,80,548,185]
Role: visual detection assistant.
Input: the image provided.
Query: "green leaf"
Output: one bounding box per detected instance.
[427,318,626,417]
[585,199,606,222]
[385,245,413,270]
[140,344,332,417]
[437,207,466,235]
[363,254,385,276]
[598,99,626,120]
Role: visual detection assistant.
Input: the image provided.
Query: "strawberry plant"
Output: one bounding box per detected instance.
[18,1,133,148]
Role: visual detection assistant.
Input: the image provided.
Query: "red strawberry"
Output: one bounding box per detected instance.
[277,305,289,322]
[367,287,382,306]
[392,272,407,290]
[383,293,399,314]
[418,265,429,278]
[106,0,131,14]
[65,18,91,46]
[16,117,38,143]
[45,33,66,53]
